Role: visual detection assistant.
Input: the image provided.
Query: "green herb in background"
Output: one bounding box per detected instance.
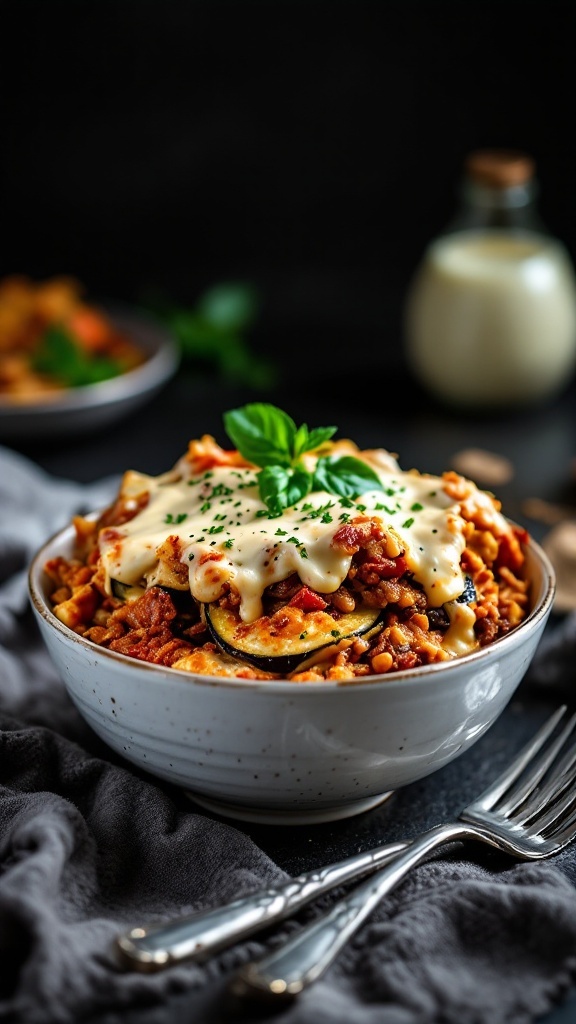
[31,325,122,387]
[224,403,384,515]
[146,283,276,389]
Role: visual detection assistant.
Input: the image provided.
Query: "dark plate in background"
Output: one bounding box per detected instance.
[0,304,179,440]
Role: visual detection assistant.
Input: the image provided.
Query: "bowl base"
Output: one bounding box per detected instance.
[183,790,394,825]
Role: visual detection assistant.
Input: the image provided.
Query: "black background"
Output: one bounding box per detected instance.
[1,0,575,379]
[3,10,576,1022]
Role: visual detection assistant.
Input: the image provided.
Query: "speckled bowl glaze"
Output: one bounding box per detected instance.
[29,524,555,824]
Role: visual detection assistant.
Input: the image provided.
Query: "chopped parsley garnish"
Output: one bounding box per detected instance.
[210,483,233,497]
[300,500,336,522]
[411,502,423,511]
[164,512,188,524]
[402,517,415,529]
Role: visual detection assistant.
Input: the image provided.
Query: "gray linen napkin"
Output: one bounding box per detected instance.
[1,445,576,1024]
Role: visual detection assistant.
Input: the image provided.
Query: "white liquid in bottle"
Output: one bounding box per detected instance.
[405,151,576,407]
[406,229,576,405]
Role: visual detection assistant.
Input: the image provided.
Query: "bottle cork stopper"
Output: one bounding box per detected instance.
[465,150,535,188]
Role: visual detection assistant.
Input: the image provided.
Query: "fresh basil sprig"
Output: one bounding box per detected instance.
[223,404,384,515]
[145,283,275,389]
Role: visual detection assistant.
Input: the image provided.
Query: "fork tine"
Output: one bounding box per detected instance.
[495,712,576,817]
[526,774,576,836]
[473,705,568,813]
[514,746,576,825]
[551,805,576,847]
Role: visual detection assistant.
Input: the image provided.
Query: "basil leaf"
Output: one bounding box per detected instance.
[301,425,337,454]
[197,283,259,332]
[312,456,384,499]
[292,423,310,459]
[258,465,312,515]
[224,404,297,467]
[146,285,274,388]
[284,466,313,507]
[292,423,338,459]
[171,312,221,356]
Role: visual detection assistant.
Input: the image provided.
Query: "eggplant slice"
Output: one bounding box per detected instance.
[204,603,381,674]
[455,575,477,604]
[171,646,277,680]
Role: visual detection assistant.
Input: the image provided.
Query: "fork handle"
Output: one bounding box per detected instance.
[232,822,475,1000]
[117,840,406,971]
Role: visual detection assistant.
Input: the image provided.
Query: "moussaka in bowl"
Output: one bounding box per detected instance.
[28,404,554,823]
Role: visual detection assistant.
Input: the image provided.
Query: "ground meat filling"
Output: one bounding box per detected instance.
[84,587,200,667]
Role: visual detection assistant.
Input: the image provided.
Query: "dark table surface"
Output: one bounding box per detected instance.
[5,351,576,1024]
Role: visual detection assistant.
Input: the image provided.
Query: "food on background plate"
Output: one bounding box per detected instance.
[0,276,144,401]
[45,404,530,682]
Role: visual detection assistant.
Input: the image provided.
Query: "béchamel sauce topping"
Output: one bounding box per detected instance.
[98,447,508,660]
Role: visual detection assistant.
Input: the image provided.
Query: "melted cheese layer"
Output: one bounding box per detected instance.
[98,450,505,645]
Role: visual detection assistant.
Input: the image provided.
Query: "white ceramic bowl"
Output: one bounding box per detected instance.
[0,304,179,440]
[29,524,555,824]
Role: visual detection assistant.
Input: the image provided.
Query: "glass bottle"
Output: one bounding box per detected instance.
[404,150,576,407]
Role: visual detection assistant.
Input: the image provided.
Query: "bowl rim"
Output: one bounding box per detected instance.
[29,518,556,696]
[0,303,179,418]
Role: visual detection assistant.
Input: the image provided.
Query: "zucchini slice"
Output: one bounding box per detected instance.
[111,579,146,602]
[111,560,189,598]
[204,603,381,674]
[171,647,277,680]
[144,562,189,590]
[110,564,189,601]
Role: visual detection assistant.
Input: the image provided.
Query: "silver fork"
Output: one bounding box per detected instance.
[118,705,569,973]
[117,837,407,970]
[232,704,576,1000]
